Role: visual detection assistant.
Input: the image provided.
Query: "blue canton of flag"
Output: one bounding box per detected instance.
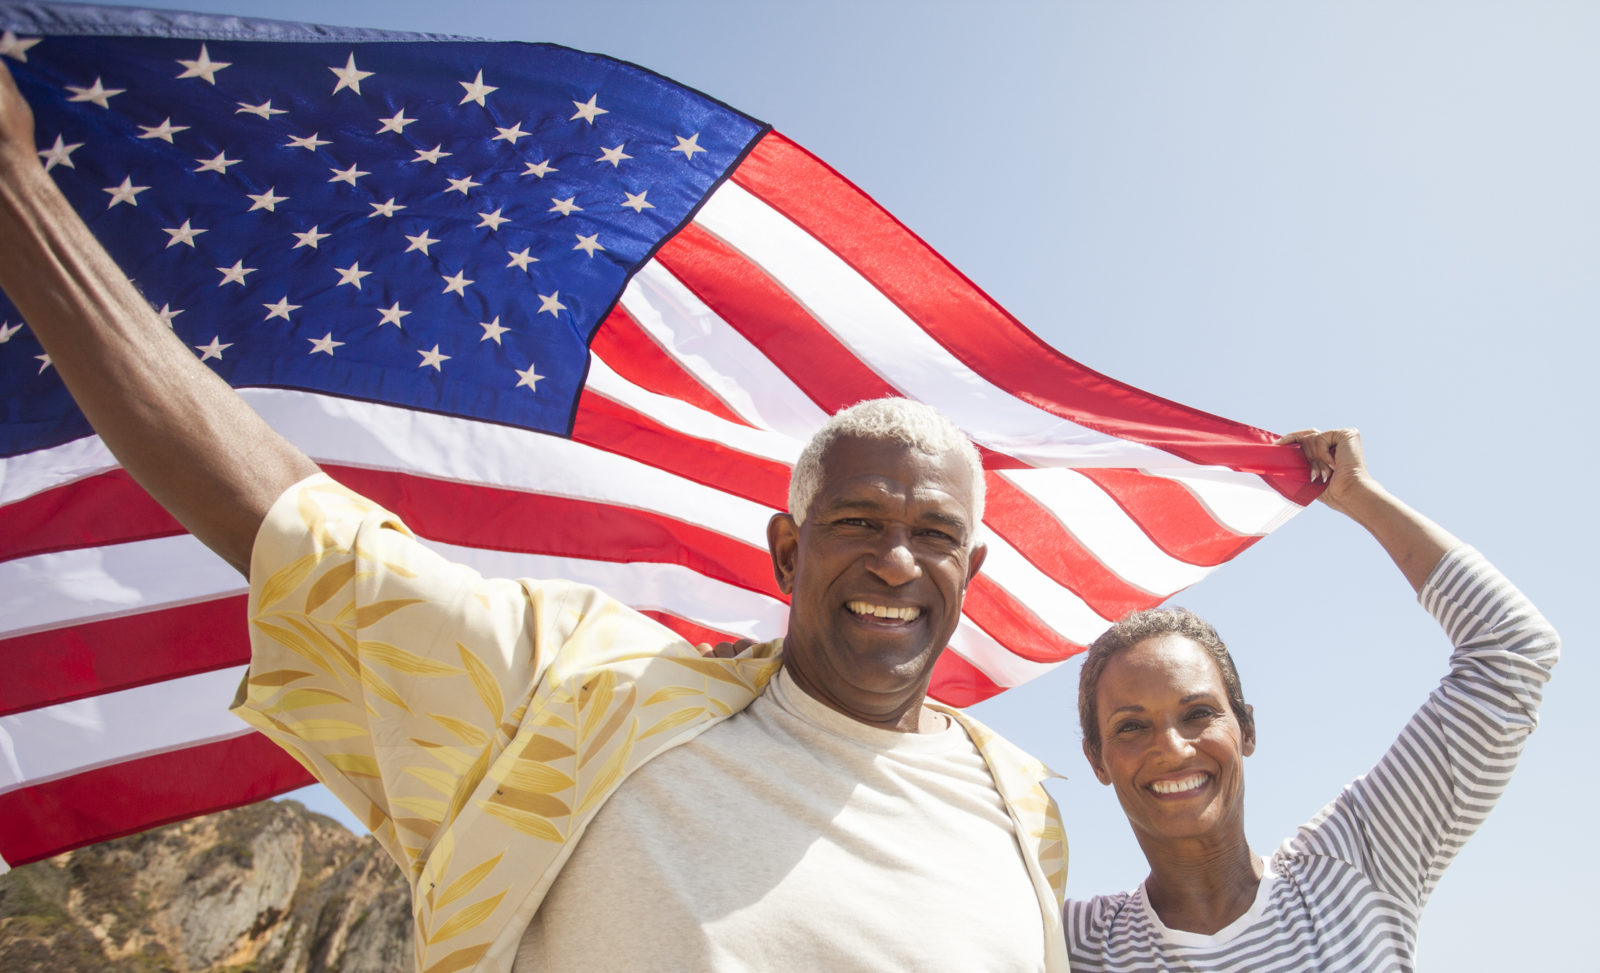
[0,26,765,455]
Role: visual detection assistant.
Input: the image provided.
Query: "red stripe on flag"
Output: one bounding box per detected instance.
[1076,468,1265,567]
[963,576,1086,664]
[589,306,750,426]
[570,389,791,511]
[982,472,1162,620]
[927,649,1007,708]
[653,221,901,412]
[1,469,180,563]
[636,610,742,650]
[0,595,249,717]
[730,133,1320,503]
[0,733,312,868]
[323,466,780,598]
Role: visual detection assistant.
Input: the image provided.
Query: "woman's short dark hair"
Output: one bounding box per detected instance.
[1078,607,1253,764]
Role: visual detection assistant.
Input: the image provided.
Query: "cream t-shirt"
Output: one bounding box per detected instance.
[516,668,1046,971]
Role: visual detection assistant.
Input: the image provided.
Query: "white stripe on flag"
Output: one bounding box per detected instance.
[1,536,242,636]
[1002,468,1221,587]
[0,666,253,792]
[620,259,830,437]
[693,182,1193,469]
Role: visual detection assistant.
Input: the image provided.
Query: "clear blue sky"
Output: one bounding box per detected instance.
[86,1,1600,968]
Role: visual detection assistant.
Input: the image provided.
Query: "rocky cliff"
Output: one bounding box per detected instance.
[0,800,412,972]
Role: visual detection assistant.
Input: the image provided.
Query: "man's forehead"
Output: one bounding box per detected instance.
[815,436,975,509]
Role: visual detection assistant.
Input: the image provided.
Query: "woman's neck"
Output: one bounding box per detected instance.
[1139,834,1264,936]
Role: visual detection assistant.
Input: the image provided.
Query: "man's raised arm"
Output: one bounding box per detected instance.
[0,62,318,575]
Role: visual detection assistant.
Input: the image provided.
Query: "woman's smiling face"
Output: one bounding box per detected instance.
[1087,634,1256,846]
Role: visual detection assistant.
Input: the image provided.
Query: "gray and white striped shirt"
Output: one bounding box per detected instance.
[1064,547,1559,973]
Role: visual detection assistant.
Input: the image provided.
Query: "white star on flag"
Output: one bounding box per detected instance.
[1,29,42,62]
[215,261,255,286]
[262,296,301,321]
[328,163,370,185]
[175,44,230,83]
[246,187,290,212]
[377,110,416,134]
[329,52,373,95]
[334,262,371,289]
[153,303,183,328]
[596,144,631,167]
[549,195,581,216]
[418,345,451,370]
[291,226,330,249]
[672,133,707,158]
[622,190,654,213]
[479,316,510,343]
[505,248,538,271]
[514,363,544,390]
[162,219,207,248]
[477,208,509,231]
[537,291,565,315]
[235,99,287,119]
[286,132,330,151]
[446,175,481,196]
[569,93,607,123]
[574,233,605,257]
[38,135,83,171]
[522,159,557,178]
[493,123,529,144]
[34,352,52,374]
[194,151,240,174]
[368,198,406,218]
[458,70,498,106]
[377,303,411,328]
[138,118,189,142]
[66,77,125,109]
[102,176,149,208]
[0,321,23,342]
[307,332,344,355]
[404,230,440,255]
[194,336,232,361]
[441,270,474,296]
[413,145,451,164]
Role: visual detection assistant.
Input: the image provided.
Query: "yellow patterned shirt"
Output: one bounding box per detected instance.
[231,474,1069,973]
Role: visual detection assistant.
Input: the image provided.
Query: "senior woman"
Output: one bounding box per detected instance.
[1063,428,1559,972]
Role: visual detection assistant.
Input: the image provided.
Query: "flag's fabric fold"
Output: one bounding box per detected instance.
[0,1,1317,870]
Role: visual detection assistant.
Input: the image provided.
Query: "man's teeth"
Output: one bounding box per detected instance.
[1150,773,1207,795]
[847,601,921,621]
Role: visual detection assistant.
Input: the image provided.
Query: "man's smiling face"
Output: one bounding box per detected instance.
[768,434,986,730]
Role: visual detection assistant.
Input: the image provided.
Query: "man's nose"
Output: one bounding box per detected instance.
[866,530,919,586]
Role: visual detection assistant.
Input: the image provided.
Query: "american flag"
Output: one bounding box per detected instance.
[0,3,1319,870]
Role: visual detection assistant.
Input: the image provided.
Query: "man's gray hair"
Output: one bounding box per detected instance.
[789,398,985,534]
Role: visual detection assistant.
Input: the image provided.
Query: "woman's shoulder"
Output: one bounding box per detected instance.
[1063,886,1147,937]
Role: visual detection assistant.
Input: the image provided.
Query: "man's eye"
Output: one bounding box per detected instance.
[1113,721,1144,735]
[1186,707,1218,721]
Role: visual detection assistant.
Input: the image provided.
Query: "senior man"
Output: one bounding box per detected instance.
[0,61,1065,972]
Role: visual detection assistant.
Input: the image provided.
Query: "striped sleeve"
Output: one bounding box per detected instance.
[1286,545,1560,908]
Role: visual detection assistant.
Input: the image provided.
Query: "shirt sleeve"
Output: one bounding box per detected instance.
[229,473,682,877]
[1282,545,1560,908]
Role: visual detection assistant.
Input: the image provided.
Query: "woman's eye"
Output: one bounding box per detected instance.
[1186,707,1218,721]
[1113,721,1143,735]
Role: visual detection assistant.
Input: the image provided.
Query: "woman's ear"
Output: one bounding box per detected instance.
[1082,738,1112,785]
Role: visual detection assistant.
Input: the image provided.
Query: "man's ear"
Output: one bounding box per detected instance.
[767,513,799,595]
[1082,738,1112,786]
[965,541,988,585]
[1241,703,1256,757]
